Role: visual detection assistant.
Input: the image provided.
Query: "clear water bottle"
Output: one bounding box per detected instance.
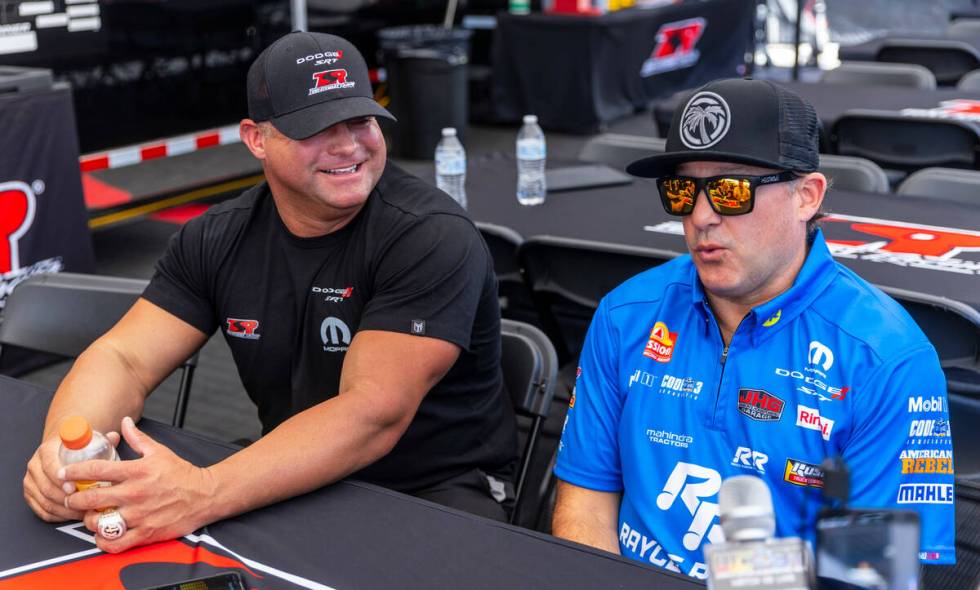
[516,114,547,206]
[435,127,467,209]
[59,415,119,492]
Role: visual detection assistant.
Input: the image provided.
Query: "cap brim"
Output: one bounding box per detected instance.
[625,150,791,178]
[270,96,396,140]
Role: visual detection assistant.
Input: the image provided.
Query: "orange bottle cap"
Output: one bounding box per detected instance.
[59,416,93,450]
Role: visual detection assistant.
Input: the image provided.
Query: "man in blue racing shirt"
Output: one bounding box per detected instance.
[552,78,955,578]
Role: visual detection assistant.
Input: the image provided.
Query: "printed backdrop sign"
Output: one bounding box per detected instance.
[0,84,95,309]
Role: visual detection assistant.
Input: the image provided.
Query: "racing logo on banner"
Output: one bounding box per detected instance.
[640,17,706,77]
[0,181,37,275]
[823,214,980,275]
[901,99,980,122]
[0,180,63,309]
[0,522,323,589]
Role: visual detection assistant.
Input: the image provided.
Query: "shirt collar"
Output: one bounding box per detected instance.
[690,229,840,343]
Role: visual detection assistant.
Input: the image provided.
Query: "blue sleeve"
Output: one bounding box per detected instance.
[553,297,626,492]
[843,345,955,565]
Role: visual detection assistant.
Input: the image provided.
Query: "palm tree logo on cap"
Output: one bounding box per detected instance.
[680,91,731,149]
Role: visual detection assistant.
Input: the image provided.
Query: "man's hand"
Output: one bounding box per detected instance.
[62,417,216,553]
[23,430,120,523]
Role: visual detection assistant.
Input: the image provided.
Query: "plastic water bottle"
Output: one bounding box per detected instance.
[58,415,119,492]
[516,114,547,206]
[435,127,467,209]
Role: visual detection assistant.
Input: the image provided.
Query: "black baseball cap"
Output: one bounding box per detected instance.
[247,31,395,140]
[627,78,820,178]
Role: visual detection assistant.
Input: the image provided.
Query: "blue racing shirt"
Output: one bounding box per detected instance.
[554,230,955,578]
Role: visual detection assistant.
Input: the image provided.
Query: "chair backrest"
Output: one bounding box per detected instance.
[820,60,937,90]
[896,166,980,205]
[830,109,980,172]
[879,286,980,364]
[476,222,523,285]
[475,222,539,326]
[501,319,558,420]
[948,18,980,40]
[0,272,199,427]
[500,319,558,527]
[875,38,980,85]
[957,68,980,91]
[0,272,148,357]
[818,153,890,193]
[518,236,680,362]
[578,134,666,170]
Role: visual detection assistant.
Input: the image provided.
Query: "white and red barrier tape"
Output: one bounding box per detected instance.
[78,70,386,174]
[79,124,242,173]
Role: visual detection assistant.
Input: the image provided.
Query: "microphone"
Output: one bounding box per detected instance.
[705,475,815,590]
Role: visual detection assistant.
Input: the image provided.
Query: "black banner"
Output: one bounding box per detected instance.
[0,83,95,310]
[491,0,756,133]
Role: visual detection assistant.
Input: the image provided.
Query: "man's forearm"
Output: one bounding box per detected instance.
[552,480,622,554]
[42,340,150,440]
[202,392,409,523]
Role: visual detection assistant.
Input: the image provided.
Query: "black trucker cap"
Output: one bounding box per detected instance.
[247,31,395,140]
[626,78,821,178]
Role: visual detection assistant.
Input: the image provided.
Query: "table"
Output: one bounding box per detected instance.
[463,153,980,312]
[0,376,701,589]
[491,0,756,133]
[652,80,980,147]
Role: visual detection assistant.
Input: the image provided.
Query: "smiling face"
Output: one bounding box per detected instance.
[678,160,820,308]
[241,115,387,236]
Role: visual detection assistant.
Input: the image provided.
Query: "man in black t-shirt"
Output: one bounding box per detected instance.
[23,32,518,553]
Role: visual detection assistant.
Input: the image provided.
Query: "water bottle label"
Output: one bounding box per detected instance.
[435,153,466,175]
[517,138,546,160]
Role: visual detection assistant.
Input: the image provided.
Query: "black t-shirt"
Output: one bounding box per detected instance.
[142,163,518,492]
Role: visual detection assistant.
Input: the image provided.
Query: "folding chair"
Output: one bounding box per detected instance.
[875,38,980,85]
[820,61,936,90]
[476,222,538,326]
[896,167,980,206]
[518,236,681,364]
[957,68,980,91]
[578,134,667,170]
[818,154,890,193]
[879,286,980,397]
[0,272,199,427]
[830,109,980,177]
[500,319,558,528]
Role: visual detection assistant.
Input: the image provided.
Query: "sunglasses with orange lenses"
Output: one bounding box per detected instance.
[656,171,798,216]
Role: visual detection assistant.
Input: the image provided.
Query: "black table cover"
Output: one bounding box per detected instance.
[0,375,701,590]
[491,0,756,133]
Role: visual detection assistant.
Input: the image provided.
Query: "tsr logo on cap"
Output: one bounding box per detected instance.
[679,91,731,149]
[310,69,355,95]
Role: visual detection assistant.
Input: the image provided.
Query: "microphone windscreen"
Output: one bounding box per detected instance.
[719,475,776,542]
